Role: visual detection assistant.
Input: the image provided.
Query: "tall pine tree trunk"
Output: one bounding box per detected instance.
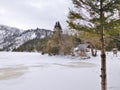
[100,0,107,90]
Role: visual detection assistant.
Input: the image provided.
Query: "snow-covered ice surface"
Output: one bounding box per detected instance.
[0,52,120,90]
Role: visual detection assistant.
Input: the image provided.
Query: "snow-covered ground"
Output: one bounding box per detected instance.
[0,52,120,90]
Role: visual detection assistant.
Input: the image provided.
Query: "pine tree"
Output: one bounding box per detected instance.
[45,21,63,55]
[67,0,120,90]
[53,21,63,44]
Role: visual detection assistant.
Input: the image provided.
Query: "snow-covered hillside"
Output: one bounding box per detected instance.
[0,25,22,50]
[0,51,120,90]
[0,25,52,51]
[12,28,52,49]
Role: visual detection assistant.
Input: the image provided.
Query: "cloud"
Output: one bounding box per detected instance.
[0,0,72,30]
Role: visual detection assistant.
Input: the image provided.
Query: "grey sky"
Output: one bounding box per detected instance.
[0,0,72,30]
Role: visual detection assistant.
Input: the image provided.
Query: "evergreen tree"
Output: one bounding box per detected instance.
[52,21,63,44]
[45,21,63,55]
[67,0,120,90]
[44,21,78,55]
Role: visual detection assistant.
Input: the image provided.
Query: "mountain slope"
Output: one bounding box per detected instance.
[0,25,22,50]
[12,28,52,50]
[0,25,52,51]
[13,38,49,52]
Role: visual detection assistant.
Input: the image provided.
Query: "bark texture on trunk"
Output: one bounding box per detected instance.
[100,0,107,90]
[101,51,107,90]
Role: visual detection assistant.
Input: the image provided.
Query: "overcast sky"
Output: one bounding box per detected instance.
[0,0,72,30]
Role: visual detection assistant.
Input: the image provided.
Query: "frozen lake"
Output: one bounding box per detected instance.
[0,52,120,90]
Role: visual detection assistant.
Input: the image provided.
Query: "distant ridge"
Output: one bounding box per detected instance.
[0,25,52,51]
